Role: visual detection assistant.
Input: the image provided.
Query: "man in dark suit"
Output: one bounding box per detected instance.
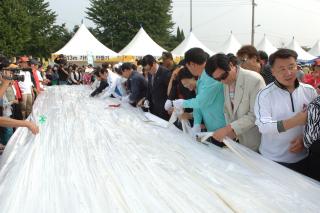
[120,62,147,106]
[140,55,172,121]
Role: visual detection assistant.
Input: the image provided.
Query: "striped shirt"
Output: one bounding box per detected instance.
[304,95,320,148]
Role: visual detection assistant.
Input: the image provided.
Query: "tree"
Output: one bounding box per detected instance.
[0,0,72,58]
[86,0,175,52]
[46,24,73,57]
[72,25,80,35]
[301,46,311,52]
[0,0,31,56]
[177,27,181,42]
[176,27,185,43]
[22,0,59,58]
[180,29,185,41]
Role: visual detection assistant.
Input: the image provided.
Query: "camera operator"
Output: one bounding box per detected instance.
[0,57,39,141]
[54,54,69,85]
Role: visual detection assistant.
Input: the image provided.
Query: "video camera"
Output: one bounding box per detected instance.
[0,55,28,82]
[54,54,67,65]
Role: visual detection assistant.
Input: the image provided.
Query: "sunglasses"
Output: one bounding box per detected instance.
[214,71,229,81]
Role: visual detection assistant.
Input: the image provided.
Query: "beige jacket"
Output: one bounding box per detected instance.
[224,67,266,151]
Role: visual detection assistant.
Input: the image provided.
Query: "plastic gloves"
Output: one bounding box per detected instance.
[164,99,173,111]
[173,99,184,110]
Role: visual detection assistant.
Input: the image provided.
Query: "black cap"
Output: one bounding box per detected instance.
[30,59,41,65]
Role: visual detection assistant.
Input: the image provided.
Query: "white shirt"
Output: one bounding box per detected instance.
[37,70,44,89]
[91,79,100,90]
[254,81,317,163]
[101,71,125,99]
[85,67,94,74]
[18,71,33,94]
[2,95,12,117]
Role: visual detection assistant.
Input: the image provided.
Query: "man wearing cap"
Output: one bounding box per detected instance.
[0,56,39,139]
[254,49,318,174]
[18,56,34,119]
[30,59,42,96]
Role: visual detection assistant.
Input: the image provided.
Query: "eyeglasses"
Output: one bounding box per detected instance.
[214,71,229,81]
[275,64,297,74]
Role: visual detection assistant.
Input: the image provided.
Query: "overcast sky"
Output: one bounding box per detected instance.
[47,0,320,51]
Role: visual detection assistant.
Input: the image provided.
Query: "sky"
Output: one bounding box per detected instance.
[47,0,320,51]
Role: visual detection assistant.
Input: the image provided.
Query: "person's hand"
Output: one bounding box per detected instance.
[11,99,19,104]
[26,121,39,135]
[172,99,184,109]
[289,136,305,153]
[164,99,173,111]
[143,100,150,108]
[212,125,234,142]
[121,95,130,103]
[293,111,308,126]
[191,124,201,139]
[179,112,192,121]
[171,67,182,80]
[137,98,145,107]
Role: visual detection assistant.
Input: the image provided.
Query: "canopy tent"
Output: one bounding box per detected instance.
[119,27,167,57]
[285,37,316,61]
[308,40,320,57]
[53,24,118,61]
[256,35,277,56]
[171,32,214,57]
[217,33,241,55]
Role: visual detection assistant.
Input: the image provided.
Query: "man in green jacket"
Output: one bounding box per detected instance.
[173,48,226,133]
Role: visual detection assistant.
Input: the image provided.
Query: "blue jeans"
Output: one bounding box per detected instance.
[59,80,67,85]
[0,127,13,145]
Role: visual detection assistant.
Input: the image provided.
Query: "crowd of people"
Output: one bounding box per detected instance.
[87,46,320,182]
[0,46,320,182]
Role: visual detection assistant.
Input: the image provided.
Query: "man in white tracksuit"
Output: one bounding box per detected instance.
[101,70,126,99]
[254,49,317,175]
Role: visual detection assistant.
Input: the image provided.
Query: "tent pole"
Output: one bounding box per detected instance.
[190,0,192,32]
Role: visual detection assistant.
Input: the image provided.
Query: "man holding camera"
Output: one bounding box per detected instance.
[0,76,39,135]
[0,56,39,147]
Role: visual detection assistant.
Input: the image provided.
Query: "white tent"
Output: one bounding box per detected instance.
[119,27,167,57]
[285,37,316,61]
[54,24,118,61]
[217,33,241,55]
[308,40,320,57]
[256,35,277,56]
[171,32,214,56]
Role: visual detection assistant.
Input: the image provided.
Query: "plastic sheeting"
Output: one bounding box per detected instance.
[0,86,320,213]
